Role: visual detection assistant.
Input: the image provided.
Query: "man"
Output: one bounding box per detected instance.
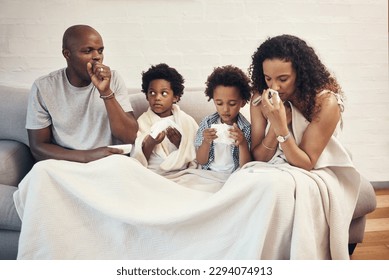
[26,25,138,162]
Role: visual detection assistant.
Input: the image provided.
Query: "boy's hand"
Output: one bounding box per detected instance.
[144,132,165,148]
[142,133,165,161]
[166,127,181,148]
[229,123,247,147]
[202,128,217,144]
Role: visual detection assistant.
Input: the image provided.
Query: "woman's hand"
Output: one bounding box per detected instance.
[250,89,289,162]
[261,89,289,137]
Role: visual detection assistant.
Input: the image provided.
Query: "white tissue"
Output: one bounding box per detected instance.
[268,89,280,104]
[108,144,133,154]
[211,123,234,145]
[150,119,180,139]
[251,89,280,106]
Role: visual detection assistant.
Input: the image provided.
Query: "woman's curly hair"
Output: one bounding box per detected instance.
[205,65,252,104]
[141,63,185,102]
[249,34,342,121]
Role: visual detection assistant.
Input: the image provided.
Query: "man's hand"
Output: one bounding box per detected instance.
[87,61,111,96]
[84,146,124,162]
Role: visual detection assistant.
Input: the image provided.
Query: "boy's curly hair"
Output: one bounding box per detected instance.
[249,34,343,121]
[141,63,185,102]
[205,65,252,103]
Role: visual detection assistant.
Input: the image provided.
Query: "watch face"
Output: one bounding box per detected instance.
[277,135,285,142]
[277,133,290,143]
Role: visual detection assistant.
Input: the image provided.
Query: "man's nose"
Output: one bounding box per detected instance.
[92,50,102,61]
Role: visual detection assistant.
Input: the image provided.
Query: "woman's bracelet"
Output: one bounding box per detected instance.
[261,141,277,151]
[100,91,115,100]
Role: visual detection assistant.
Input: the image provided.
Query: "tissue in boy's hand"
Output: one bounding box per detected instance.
[108,144,133,154]
[211,123,234,145]
[150,119,179,139]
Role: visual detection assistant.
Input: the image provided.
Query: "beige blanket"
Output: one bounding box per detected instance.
[13,104,360,259]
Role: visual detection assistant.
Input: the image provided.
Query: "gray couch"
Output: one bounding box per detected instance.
[0,85,376,259]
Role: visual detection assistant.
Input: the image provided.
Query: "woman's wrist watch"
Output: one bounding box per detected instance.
[276,132,290,143]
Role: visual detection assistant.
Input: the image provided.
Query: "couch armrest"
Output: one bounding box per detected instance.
[0,140,35,186]
[352,175,377,219]
[0,184,21,231]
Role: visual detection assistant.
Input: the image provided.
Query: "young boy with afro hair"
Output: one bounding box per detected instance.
[132,63,199,174]
[195,65,252,173]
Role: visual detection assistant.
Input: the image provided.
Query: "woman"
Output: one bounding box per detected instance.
[250,34,344,169]
[223,34,362,259]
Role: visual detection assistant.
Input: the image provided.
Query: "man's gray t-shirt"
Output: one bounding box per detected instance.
[26,68,133,150]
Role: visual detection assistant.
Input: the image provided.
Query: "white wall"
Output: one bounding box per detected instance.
[0,0,388,181]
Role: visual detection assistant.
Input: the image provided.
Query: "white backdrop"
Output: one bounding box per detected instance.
[0,0,388,181]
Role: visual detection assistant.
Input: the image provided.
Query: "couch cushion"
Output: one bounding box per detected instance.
[0,229,19,259]
[0,184,21,231]
[0,140,35,186]
[128,91,149,119]
[128,88,224,124]
[0,86,30,146]
[178,87,218,123]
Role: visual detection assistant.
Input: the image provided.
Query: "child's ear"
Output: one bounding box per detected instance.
[173,95,179,103]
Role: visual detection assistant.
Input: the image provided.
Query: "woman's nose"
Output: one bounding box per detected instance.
[270,82,280,92]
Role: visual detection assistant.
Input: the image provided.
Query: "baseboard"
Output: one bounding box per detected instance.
[371,181,389,189]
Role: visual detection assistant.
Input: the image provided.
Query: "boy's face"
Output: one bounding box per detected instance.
[213,86,245,125]
[146,79,178,118]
